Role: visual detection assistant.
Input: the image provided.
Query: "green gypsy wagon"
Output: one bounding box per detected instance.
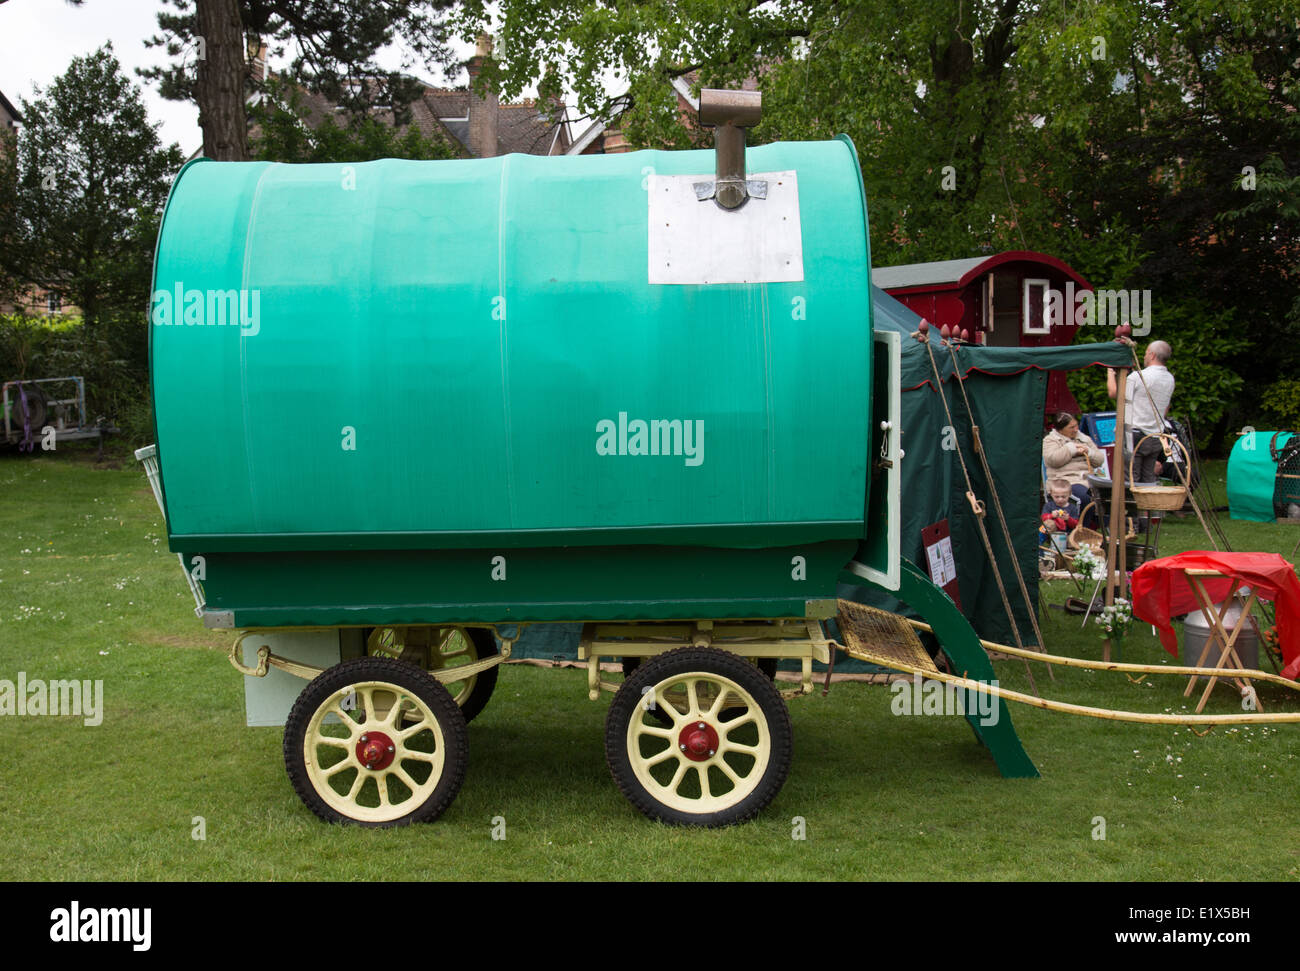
[140,91,1035,828]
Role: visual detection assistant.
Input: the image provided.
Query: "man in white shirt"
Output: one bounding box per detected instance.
[1107,339,1174,483]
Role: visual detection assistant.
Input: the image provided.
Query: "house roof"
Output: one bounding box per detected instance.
[872,250,1091,292]
[565,94,633,155]
[492,100,568,156]
[281,81,566,157]
[0,88,23,125]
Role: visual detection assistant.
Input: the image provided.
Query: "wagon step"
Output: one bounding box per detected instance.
[834,599,939,674]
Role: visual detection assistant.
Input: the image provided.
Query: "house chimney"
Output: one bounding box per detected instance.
[467,33,498,158]
[601,127,630,154]
[249,41,269,83]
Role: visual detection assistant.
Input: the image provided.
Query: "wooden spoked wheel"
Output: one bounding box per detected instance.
[365,626,499,722]
[283,657,467,826]
[605,647,792,827]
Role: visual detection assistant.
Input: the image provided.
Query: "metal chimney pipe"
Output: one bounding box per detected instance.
[697,89,762,210]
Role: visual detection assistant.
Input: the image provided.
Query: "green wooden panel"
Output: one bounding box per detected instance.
[191,540,856,627]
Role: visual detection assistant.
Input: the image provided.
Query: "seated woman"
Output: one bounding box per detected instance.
[1043,412,1105,525]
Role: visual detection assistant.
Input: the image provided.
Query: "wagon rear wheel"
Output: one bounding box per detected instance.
[606,647,792,827]
[365,626,499,722]
[283,657,468,827]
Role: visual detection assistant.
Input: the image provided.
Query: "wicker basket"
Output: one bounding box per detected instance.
[1069,525,1102,552]
[1129,433,1189,511]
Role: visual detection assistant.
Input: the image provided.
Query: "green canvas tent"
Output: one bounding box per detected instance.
[840,286,1133,648]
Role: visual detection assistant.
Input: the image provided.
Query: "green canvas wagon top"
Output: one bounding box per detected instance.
[149,139,897,627]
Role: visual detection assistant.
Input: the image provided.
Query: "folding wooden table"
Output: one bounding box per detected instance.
[1181,568,1262,713]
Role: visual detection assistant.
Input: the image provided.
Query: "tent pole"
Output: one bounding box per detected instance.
[946,341,1054,680]
[1105,366,1130,661]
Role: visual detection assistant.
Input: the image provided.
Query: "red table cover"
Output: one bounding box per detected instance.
[1129,551,1300,678]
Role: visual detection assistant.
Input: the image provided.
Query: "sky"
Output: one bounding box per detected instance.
[0,0,477,155]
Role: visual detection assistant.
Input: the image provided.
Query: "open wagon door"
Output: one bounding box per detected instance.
[850,329,901,590]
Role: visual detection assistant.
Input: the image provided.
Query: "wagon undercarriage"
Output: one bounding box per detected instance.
[234,615,840,827]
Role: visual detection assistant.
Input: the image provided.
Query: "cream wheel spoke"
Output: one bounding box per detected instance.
[359,686,379,724]
[715,757,743,786]
[315,733,351,750]
[398,748,437,763]
[654,688,682,726]
[685,679,702,719]
[707,686,730,718]
[345,772,365,801]
[323,758,354,778]
[643,747,679,769]
[636,723,674,739]
[695,764,712,798]
[383,693,409,728]
[396,718,432,741]
[327,704,357,731]
[438,629,472,662]
[722,739,761,755]
[375,776,391,808]
[392,764,422,792]
[661,760,689,795]
[722,712,757,734]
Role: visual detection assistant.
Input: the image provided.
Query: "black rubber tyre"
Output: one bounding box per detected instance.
[453,628,500,724]
[283,657,467,827]
[13,386,47,432]
[363,626,499,723]
[605,647,793,827]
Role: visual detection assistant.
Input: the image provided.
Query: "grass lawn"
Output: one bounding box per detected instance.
[1,449,1298,881]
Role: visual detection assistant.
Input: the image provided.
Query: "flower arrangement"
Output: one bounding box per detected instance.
[1095,597,1134,641]
[1072,544,1102,581]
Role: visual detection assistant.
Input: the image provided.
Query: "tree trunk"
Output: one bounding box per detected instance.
[195,0,249,161]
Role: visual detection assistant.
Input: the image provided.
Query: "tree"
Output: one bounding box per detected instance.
[0,45,184,331]
[466,0,1299,443]
[457,0,1050,258]
[140,0,462,160]
[1017,1,1300,440]
[194,0,249,160]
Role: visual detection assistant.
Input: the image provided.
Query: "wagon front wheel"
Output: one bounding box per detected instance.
[605,647,793,827]
[283,657,468,827]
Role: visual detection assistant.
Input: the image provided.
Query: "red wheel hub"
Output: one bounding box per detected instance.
[677,721,719,762]
[356,731,396,771]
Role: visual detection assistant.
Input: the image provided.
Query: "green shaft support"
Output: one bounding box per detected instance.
[849,558,1040,778]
